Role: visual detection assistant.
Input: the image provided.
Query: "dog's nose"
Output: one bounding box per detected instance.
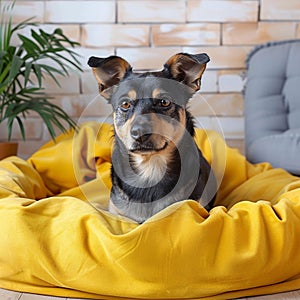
[130,121,152,142]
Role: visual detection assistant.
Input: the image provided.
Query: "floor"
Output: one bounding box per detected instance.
[1,288,300,300]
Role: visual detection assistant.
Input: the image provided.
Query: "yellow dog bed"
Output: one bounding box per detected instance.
[1,122,300,300]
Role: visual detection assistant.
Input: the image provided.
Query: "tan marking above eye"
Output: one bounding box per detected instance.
[128,89,137,100]
[152,88,162,99]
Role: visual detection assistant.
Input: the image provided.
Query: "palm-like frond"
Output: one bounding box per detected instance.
[0,0,83,141]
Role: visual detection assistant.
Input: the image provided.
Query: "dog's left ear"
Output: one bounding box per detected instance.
[88,55,132,100]
[164,53,210,91]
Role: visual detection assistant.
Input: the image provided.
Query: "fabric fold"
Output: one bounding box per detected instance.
[0,122,300,299]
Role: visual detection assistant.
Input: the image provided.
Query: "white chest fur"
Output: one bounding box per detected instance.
[131,151,171,185]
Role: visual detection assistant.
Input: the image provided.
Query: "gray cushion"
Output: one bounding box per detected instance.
[245,40,300,175]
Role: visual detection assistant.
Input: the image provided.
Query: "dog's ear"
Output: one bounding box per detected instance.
[88,55,132,99]
[164,53,209,91]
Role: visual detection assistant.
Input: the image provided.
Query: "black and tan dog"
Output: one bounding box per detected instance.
[88,53,216,223]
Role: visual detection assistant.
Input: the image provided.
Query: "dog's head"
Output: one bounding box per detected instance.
[88,53,209,154]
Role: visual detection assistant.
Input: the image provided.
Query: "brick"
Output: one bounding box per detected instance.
[223,22,297,45]
[38,74,80,95]
[183,46,252,69]
[52,94,112,118]
[83,67,217,94]
[187,0,259,22]
[79,95,112,118]
[18,140,47,159]
[193,117,212,130]
[2,1,44,23]
[261,0,300,20]
[297,24,300,38]
[218,70,245,92]
[0,118,43,141]
[193,116,245,139]
[152,23,220,46]
[83,68,218,103]
[11,24,81,50]
[40,24,81,43]
[201,71,218,93]
[217,117,245,139]
[81,71,99,95]
[82,24,150,47]
[41,119,75,141]
[116,47,182,70]
[26,54,83,94]
[45,1,115,23]
[118,1,185,23]
[189,93,244,117]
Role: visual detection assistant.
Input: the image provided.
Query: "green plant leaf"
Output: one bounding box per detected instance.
[32,64,43,87]
[16,116,26,140]
[38,64,64,87]
[18,33,41,57]
[24,62,32,86]
[31,29,48,49]
[8,55,23,81]
[0,1,82,141]
[0,54,23,94]
[0,63,11,89]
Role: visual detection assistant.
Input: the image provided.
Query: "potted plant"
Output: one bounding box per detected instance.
[0,0,83,159]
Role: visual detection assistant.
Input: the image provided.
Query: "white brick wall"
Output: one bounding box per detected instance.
[5,0,300,158]
[118,1,186,23]
[261,0,300,20]
[152,24,220,46]
[223,22,297,45]
[45,1,115,23]
[82,24,150,47]
[187,0,259,22]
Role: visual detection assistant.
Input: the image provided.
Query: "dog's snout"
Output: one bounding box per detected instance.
[130,119,152,142]
[131,131,151,143]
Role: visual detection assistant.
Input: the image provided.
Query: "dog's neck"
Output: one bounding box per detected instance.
[130,151,171,185]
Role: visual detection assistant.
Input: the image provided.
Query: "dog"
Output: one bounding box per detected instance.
[88,53,216,223]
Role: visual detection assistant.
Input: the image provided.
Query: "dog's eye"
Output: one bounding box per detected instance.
[120,100,131,111]
[159,98,172,108]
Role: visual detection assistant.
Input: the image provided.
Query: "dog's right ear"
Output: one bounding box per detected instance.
[88,56,132,100]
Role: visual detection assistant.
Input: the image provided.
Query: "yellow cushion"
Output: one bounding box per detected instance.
[1,122,300,299]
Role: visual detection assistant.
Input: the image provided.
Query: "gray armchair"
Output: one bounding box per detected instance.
[244,40,300,175]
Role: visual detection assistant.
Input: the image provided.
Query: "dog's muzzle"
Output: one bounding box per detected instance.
[130,119,152,143]
[129,116,168,153]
